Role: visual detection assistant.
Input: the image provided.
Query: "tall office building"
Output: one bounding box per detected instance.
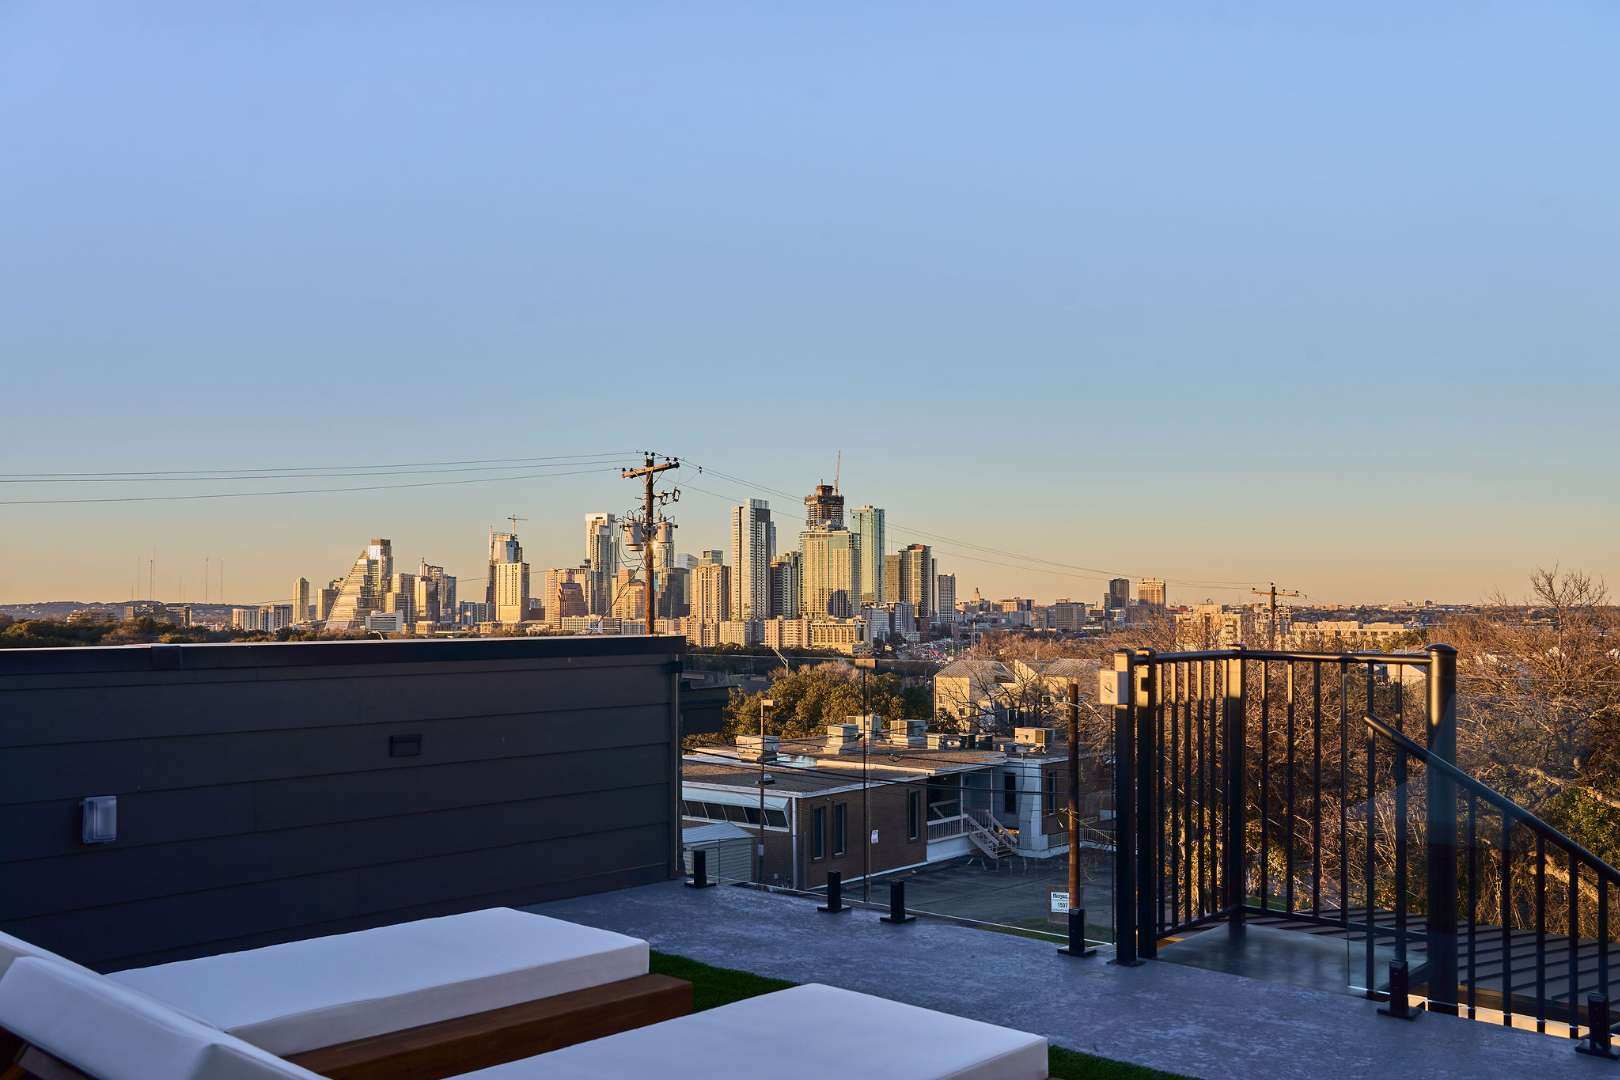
[691,561,731,625]
[852,506,885,606]
[728,499,775,621]
[882,553,902,603]
[315,582,339,624]
[416,560,456,626]
[292,577,310,623]
[584,513,618,615]
[322,538,393,631]
[1106,577,1131,611]
[898,543,935,627]
[486,530,523,606]
[1139,578,1167,608]
[611,569,648,622]
[544,566,590,626]
[803,483,844,530]
[384,572,417,626]
[936,573,957,627]
[494,560,531,625]
[802,528,858,619]
[769,551,802,619]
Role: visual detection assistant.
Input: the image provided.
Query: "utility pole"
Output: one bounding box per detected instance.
[621,452,680,633]
[1251,582,1304,648]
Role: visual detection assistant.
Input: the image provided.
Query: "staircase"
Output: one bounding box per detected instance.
[964,808,1018,860]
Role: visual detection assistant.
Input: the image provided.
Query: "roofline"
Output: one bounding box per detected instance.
[0,634,686,675]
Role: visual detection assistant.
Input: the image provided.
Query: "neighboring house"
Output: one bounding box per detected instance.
[933,656,1100,731]
[682,714,1114,887]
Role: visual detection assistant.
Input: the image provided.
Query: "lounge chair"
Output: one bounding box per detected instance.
[0,910,688,1077]
[0,956,1048,1079]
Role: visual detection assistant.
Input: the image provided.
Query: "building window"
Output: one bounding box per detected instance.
[907,790,921,841]
[1003,773,1017,814]
[833,803,848,855]
[812,806,826,860]
[1045,775,1059,815]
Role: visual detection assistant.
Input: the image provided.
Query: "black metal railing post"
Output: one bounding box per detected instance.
[881,879,913,924]
[1136,649,1157,961]
[1380,958,1420,1020]
[1059,906,1094,957]
[686,847,712,889]
[1577,995,1618,1059]
[1425,644,1460,1015]
[1112,649,1139,965]
[818,870,848,913]
[1224,647,1247,936]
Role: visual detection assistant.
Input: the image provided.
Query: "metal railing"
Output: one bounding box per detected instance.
[1110,643,1620,1041]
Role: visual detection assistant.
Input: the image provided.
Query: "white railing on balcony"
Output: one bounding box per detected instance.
[927,814,967,841]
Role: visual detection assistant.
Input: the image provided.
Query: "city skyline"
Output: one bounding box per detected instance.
[3,5,1616,606]
[0,457,1600,609]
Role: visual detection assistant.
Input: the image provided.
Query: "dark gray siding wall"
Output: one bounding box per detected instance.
[0,637,683,971]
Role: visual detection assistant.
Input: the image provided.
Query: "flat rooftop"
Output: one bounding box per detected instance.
[532,881,1606,1080]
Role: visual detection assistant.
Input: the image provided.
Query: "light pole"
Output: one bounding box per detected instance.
[756,697,774,884]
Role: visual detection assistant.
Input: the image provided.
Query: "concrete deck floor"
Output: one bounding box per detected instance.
[533,881,1607,1080]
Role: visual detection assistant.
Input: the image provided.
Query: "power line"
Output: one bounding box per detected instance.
[0,450,642,480]
[0,455,630,485]
[679,460,1255,593]
[676,472,1256,596]
[0,466,618,506]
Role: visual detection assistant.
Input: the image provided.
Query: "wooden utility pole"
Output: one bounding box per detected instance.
[1251,582,1304,648]
[621,452,680,633]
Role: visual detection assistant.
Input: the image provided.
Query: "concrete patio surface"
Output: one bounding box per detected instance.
[534,880,1606,1080]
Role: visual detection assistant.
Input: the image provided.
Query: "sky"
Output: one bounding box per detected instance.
[2,3,1616,607]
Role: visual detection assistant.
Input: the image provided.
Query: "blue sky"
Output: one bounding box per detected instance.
[2,3,1616,606]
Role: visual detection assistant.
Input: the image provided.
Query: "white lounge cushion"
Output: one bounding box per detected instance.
[0,957,321,1080]
[110,908,648,1056]
[459,983,1049,1080]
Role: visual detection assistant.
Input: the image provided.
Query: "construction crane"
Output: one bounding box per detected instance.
[506,514,528,534]
[1252,582,1305,648]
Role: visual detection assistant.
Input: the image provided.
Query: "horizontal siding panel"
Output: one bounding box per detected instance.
[0,640,680,971]
[1,707,670,804]
[11,823,668,968]
[0,783,670,921]
[0,663,670,747]
[0,745,671,861]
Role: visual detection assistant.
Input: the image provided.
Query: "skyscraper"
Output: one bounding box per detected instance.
[486,530,522,606]
[543,566,590,626]
[494,560,530,624]
[584,513,617,615]
[1139,578,1167,608]
[1106,577,1131,611]
[803,483,844,530]
[898,543,935,627]
[417,560,456,626]
[802,528,858,618]
[691,561,731,625]
[322,538,393,631]
[292,577,310,623]
[769,552,802,618]
[852,506,886,606]
[729,499,774,621]
[882,553,901,603]
[936,572,957,628]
